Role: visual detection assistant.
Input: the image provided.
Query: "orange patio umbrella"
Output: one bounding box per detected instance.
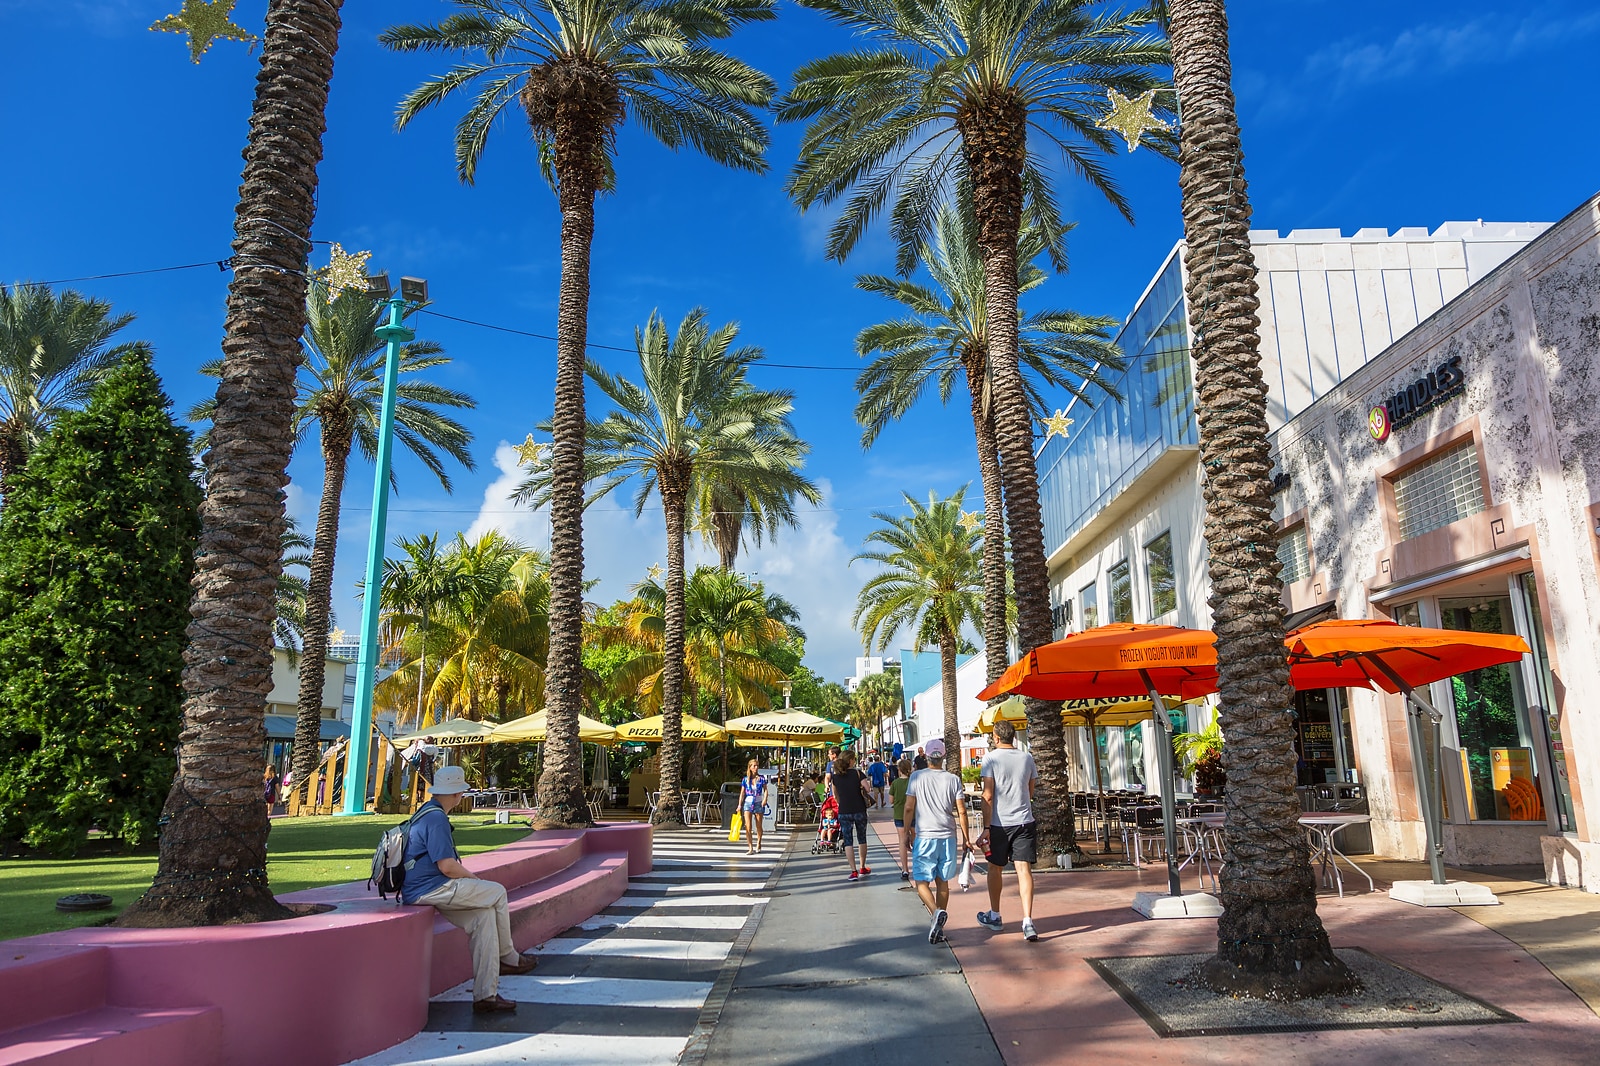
[1285,618,1530,886]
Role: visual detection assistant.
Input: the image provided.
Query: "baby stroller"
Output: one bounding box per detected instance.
[811,794,840,854]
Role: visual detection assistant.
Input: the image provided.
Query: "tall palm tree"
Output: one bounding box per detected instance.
[853,669,902,755]
[779,0,1172,854]
[1166,0,1352,997]
[0,283,141,501]
[519,309,817,825]
[275,517,314,656]
[856,204,1122,687]
[120,0,345,928]
[382,0,777,830]
[192,280,476,787]
[854,490,983,759]
[381,533,471,729]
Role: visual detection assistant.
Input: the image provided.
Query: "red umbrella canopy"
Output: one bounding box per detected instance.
[1285,618,1529,691]
[977,623,1220,702]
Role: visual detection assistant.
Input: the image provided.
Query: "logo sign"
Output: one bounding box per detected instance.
[1370,355,1465,441]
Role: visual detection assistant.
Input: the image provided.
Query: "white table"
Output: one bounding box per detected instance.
[1175,813,1224,892]
[1298,813,1374,897]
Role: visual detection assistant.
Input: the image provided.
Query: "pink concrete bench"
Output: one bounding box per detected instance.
[0,823,650,1066]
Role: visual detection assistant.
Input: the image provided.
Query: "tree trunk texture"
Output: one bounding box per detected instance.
[958,94,1077,855]
[0,420,27,505]
[1167,0,1354,997]
[118,0,342,927]
[939,628,960,759]
[965,362,1011,685]
[713,491,743,570]
[535,119,603,831]
[291,421,351,790]
[653,479,688,827]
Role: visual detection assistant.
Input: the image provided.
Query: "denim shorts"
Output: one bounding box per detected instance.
[837,811,868,845]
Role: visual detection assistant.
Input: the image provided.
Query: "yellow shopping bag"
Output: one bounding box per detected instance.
[727,810,742,842]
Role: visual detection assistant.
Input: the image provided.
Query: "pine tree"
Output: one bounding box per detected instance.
[0,348,200,855]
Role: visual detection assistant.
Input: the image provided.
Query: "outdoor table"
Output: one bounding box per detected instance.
[1175,813,1224,892]
[1298,813,1374,897]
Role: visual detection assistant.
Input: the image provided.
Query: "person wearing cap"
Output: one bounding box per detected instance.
[400,765,537,1013]
[900,739,970,943]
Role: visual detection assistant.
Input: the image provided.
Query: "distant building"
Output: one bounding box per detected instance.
[846,655,895,693]
[264,647,351,768]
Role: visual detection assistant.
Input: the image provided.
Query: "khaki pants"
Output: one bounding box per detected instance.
[415,877,522,1000]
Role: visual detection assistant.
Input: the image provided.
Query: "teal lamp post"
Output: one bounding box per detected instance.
[339,274,427,816]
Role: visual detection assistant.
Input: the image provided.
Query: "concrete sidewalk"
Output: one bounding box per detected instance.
[699,816,1002,1066]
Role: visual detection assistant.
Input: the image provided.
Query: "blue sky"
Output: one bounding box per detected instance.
[2,1,1597,683]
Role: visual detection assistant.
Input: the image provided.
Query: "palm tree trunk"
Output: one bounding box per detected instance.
[414,612,428,730]
[1167,0,1352,997]
[965,367,1010,685]
[535,133,602,831]
[654,479,688,826]
[118,0,342,927]
[292,424,351,789]
[959,97,1077,855]
[938,629,960,759]
[0,420,26,504]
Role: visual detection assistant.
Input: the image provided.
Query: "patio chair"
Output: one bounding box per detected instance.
[1126,804,1167,866]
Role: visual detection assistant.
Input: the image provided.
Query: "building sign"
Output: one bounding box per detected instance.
[1368,355,1465,441]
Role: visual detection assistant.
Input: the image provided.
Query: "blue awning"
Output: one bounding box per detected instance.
[264,714,351,742]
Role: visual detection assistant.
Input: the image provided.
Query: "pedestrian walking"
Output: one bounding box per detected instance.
[889,756,913,879]
[867,752,889,808]
[263,764,279,815]
[912,746,928,771]
[830,750,874,880]
[900,739,970,943]
[399,766,538,1013]
[975,720,1040,941]
[739,759,768,854]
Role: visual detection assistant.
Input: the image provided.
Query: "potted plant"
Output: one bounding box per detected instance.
[1174,719,1225,797]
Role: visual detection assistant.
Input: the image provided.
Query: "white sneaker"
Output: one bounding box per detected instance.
[929,909,949,944]
[1022,919,1038,942]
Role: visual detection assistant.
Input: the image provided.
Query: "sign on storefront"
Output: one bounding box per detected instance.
[1368,355,1466,441]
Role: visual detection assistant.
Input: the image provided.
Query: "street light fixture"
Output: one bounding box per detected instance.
[339,273,421,816]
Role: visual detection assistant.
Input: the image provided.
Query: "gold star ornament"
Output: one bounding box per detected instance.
[1096,89,1170,153]
[316,243,372,303]
[1040,409,1074,440]
[513,434,550,469]
[646,564,664,581]
[958,510,982,533]
[151,0,257,64]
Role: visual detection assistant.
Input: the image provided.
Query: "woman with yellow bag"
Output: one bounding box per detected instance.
[737,759,769,854]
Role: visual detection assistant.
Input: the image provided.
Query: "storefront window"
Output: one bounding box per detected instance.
[1440,596,1541,821]
[1145,531,1178,617]
[1277,524,1310,584]
[1079,582,1099,629]
[1294,689,1353,785]
[1517,573,1575,832]
[1109,560,1133,622]
[1392,442,1486,540]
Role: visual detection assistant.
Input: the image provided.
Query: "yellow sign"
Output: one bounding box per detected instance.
[1490,747,1533,791]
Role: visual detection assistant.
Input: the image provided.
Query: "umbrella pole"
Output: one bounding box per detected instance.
[1139,671,1183,898]
[1092,725,1110,853]
[1371,659,1449,886]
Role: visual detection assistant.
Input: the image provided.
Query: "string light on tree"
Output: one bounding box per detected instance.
[1040,409,1075,440]
[1095,89,1170,153]
[149,0,257,63]
[316,244,373,303]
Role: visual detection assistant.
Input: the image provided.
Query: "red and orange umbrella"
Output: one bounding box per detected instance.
[977,623,1219,703]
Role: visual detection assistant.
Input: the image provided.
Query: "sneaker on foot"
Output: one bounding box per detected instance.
[859,866,872,876]
[900,869,910,881]
[976,910,1003,931]
[1023,919,1038,942]
[848,870,860,881]
[929,909,949,944]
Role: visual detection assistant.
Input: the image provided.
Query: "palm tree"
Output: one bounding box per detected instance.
[382,0,777,831]
[779,0,1172,854]
[191,280,476,788]
[381,533,472,729]
[120,0,345,928]
[1166,0,1352,997]
[853,669,902,755]
[856,204,1123,687]
[0,283,141,501]
[853,490,983,759]
[519,309,817,825]
[275,517,314,656]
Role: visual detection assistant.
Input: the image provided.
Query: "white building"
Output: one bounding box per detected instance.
[906,656,992,768]
[846,655,888,693]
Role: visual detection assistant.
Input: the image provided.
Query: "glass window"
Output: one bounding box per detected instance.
[1109,560,1133,623]
[1393,601,1422,627]
[1145,531,1178,617]
[1440,596,1541,822]
[1079,582,1099,629]
[1123,725,1145,788]
[1392,442,1486,540]
[1277,524,1310,585]
[1519,573,1574,832]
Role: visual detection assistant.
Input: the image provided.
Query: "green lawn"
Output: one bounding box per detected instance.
[0,814,532,940]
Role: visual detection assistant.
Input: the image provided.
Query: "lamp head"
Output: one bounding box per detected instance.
[400,276,429,303]
[364,272,391,299]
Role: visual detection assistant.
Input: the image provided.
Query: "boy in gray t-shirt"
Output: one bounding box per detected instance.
[976,719,1039,941]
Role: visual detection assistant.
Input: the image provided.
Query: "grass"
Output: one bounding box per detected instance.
[0,814,532,941]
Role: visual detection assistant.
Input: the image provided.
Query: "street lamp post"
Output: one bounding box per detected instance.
[339,275,426,816]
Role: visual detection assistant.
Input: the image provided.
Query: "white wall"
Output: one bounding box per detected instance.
[267,648,347,718]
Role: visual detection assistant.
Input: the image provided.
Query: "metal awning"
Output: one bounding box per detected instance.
[1284,600,1337,633]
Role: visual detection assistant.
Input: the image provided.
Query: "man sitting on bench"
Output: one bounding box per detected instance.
[400,765,537,1013]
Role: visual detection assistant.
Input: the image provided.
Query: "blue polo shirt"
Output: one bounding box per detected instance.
[868,760,888,787]
[399,800,458,904]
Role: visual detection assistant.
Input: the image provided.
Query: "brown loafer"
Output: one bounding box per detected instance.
[499,954,538,976]
[473,994,517,1013]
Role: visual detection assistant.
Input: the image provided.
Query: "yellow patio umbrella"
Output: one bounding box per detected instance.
[723,709,844,742]
[615,713,727,742]
[974,694,1186,733]
[391,717,497,746]
[489,709,618,745]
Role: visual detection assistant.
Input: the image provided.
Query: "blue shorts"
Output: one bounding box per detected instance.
[838,811,868,845]
[911,836,961,883]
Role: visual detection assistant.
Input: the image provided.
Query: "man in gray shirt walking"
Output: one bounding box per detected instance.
[975,719,1039,941]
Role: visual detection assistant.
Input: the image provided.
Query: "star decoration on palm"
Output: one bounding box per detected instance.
[958,510,983,533]
[645,564,664,581]
[1040,409,1075,440]
[150,0,257,64]
[513,434,550,469]
[316,243,372,303]
[1095,89,1170,153]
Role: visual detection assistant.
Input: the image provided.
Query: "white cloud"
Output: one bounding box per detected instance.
[465,444,870,682]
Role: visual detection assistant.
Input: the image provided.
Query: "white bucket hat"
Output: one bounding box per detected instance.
[431,765,468,795]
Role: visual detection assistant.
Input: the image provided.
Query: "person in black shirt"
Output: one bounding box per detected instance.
[831,750,875,880]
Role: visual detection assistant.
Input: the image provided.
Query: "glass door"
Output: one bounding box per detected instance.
[1511,572,1576,833]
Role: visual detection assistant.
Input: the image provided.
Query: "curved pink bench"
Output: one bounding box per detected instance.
[0,823,650,1066]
